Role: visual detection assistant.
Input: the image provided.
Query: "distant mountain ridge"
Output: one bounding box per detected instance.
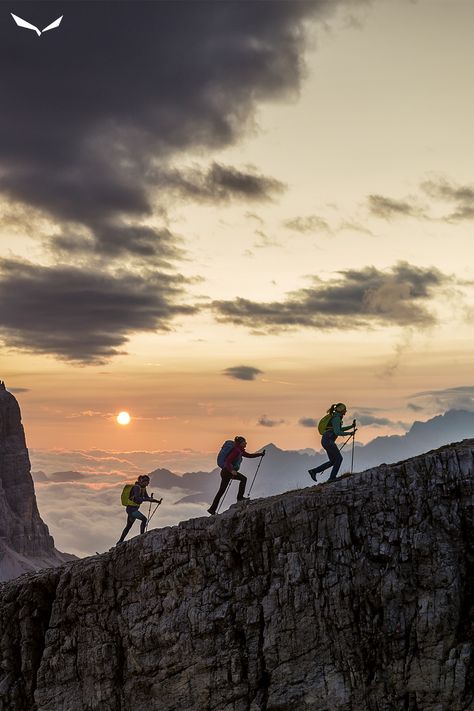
[356,409,474,469]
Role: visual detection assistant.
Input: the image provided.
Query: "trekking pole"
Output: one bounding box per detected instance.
[351,421,356,475]
[247,455,264,498]
[338,434,353,452]
[216,481,232,514]
[146,496,153,532]
[146,498,162,530]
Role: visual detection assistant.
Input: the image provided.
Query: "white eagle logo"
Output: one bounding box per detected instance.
[11,13,63,37]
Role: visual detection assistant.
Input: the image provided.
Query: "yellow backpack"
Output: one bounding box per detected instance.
[121,484,138,507]
[318,413,333,434]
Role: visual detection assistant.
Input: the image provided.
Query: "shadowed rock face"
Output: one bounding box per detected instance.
[1,439,474,710]
[0,383,72,582]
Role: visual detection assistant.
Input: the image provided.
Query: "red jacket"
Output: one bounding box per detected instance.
[224,445,261,474]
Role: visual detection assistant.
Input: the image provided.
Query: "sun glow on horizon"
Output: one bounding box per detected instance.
[116,411,131,426]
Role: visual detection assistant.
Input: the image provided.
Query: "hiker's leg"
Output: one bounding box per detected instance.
[311,459,333,474]
[236,473,247,500]
[327,441,343,480]
[312,432,342,478]
[209,470,231,512]
[118,513,135,543]
[130,509,148,534]
[310,432,337,474]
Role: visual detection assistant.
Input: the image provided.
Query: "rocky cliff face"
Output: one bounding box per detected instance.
[1,438,474,710]
[0,382,72,582]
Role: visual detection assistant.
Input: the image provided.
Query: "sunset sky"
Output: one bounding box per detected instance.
[1,0,473,483]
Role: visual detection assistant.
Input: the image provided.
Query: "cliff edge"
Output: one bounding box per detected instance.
[1,438,474,710]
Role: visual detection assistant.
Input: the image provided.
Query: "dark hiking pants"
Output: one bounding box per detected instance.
[312,432,343,481]
[209,469,247,513]
[118,508,147,542]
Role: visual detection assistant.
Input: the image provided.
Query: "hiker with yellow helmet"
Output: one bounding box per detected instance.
[308,403,357,483]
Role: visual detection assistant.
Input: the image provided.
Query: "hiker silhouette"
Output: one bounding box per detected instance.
[308,403,357,483]
[208,436,265,515]
[117,474,155,543]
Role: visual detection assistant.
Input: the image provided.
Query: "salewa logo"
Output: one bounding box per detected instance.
[11,13,63,37]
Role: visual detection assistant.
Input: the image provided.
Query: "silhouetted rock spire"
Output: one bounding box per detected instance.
[0,383,73,581]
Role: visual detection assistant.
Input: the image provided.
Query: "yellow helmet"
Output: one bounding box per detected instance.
[335,403,347,413]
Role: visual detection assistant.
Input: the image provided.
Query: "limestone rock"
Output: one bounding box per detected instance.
[1,438,474,710]
[0,382,73,582]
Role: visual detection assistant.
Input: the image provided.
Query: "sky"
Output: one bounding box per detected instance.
[1,0,474,554]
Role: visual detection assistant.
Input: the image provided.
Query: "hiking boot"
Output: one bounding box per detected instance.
[207,507,216,515]
[236,496,250,504]
[308,468,318,482]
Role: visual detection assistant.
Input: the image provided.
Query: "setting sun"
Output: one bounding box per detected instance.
[116,411,131,426]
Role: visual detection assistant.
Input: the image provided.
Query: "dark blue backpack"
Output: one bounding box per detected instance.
[217,440,242,470]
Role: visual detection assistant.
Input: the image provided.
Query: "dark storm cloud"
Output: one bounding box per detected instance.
[298,417,318,428]
[0,0,352,362]
[0,258,196,363]
[211,262,450,333]
[223,366,263,381]
[1,0,352,361]
[1,0,330,233]
[368,195,424,219]
[164,163,285,203]
[257,415,284,428]
[421,178,474,220]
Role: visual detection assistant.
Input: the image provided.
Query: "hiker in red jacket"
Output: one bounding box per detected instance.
[208,436,265,515]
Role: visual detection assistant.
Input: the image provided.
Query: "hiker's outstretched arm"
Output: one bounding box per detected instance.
[332,415,355,436]
[342,424,356,433]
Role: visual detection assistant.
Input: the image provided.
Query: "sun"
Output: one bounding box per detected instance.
[116,411,131,426]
